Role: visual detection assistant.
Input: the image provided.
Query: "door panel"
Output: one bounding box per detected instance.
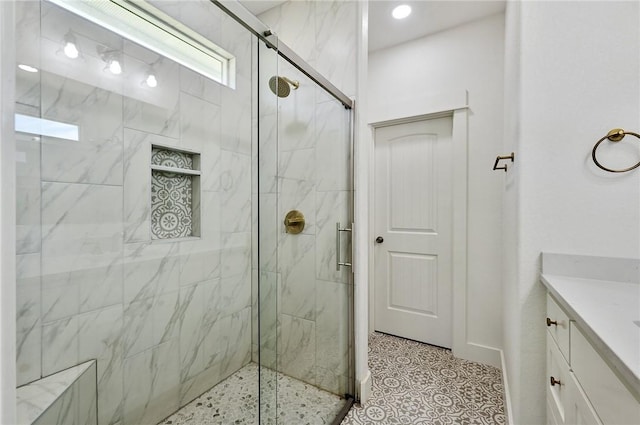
[389,133,437,232]
[388,252,438,315]
[374,117,453,348]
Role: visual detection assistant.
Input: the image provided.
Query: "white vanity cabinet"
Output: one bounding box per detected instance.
[540,253,640,425]
[545,292,640,425]
[570,323,639,424]
[546,293,571,424]
[546,294,602,425]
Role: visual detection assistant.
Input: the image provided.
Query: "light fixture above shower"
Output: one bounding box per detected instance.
[49,0,235,87]
[145,72,158,88]
[268,75,299,98]
[108,57,122,75]
[143,64,158,88]
[63,31,79,59]
[98,46,122,75]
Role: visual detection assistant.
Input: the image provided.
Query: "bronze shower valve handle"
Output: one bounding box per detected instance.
[284,210,305,234]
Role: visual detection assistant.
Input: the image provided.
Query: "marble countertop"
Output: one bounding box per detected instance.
[540,253,640,398]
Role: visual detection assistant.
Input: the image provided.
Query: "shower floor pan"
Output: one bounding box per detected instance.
[159,363,345,425]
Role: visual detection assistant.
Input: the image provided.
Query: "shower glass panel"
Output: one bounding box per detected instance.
[257,42,354,422]
[14,1,264,424]
[13,0,352,423]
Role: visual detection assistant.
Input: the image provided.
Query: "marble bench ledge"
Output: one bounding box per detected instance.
[17,359,97,425]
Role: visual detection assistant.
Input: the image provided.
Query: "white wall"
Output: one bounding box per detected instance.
[503,1,640,423]
[354,0,372,402]
[368,13,506,364]
[501,1,520,423]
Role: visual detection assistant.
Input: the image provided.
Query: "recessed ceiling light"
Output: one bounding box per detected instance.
[392,4,412,20]
[18,64,39,73]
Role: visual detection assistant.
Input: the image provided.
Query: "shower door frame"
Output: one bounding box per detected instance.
[211,0,357,418]
[0,1,17,423]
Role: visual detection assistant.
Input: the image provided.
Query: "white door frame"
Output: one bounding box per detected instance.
[368,89,479,363]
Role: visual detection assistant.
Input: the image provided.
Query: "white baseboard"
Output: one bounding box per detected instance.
[454,344,513,423]
[454,341,502,369]
[500,349,515,425]
[357,369,372,404]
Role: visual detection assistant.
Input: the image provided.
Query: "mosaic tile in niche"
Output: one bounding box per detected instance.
[150,148,199,240]
[151,171,192,239]
[152,147,194,169]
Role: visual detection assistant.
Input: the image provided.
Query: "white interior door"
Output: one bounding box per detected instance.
[374,116,453,348]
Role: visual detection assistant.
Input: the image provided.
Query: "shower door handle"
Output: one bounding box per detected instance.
[336,222,353,271]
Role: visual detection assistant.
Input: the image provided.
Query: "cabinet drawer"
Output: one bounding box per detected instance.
[547,332,571,423]
[547,398,562,425]
[566,371,603,425]
[570,323,640,424]
[547,294,571,362]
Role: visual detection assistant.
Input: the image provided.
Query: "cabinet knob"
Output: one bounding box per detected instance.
[546,317,558,327]
[550,376,561,386]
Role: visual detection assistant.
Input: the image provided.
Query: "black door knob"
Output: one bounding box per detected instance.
[375,236,384,243]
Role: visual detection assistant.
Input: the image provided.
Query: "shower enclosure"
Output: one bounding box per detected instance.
[13,0,354,424]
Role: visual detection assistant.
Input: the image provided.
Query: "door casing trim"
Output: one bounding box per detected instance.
[368,89,500,367]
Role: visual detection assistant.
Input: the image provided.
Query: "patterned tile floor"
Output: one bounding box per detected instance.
[341,332,506,425]
[159,333,505,424]
[158,363,345,425]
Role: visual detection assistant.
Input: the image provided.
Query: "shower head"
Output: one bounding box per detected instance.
[268,76,299,98]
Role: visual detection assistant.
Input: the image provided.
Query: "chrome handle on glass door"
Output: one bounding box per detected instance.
[336,222,353,271]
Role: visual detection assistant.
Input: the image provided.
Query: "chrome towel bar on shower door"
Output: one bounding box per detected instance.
[336,222,353,270]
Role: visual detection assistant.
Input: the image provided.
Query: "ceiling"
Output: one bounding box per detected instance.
[368,1,505,51]
[239,0,506,52]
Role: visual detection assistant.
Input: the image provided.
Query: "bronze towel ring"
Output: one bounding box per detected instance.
[591,128,640,173]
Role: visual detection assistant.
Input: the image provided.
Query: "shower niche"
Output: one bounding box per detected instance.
[150,145,201,240]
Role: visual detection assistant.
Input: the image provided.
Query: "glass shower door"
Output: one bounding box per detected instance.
[257,41,354,424]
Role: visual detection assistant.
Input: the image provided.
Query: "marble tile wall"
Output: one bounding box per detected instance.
[253,0,356,397]
[258,0,357,98]
[15,1,254,424]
